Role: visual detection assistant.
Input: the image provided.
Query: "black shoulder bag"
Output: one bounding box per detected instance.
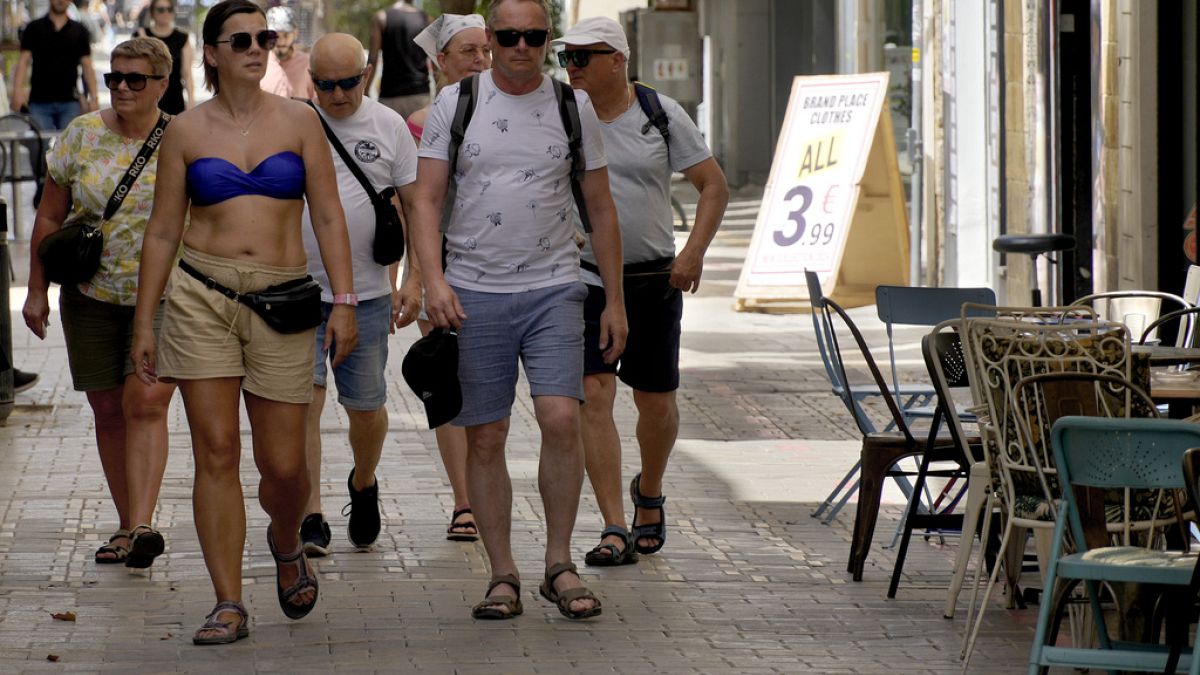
[307,100,405,266]
[177,258,323,334]
[38,112,171,285]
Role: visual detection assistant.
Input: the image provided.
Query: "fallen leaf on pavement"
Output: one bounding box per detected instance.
[46,655,60,662]
[50,611,77,621]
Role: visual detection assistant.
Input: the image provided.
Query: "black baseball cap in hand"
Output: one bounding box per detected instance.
[402,328,463,428]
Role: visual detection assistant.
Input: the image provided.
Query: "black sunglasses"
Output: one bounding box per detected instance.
[104,71,165,91]
[214,29,278,53]
[557,49,616,69]
[153,5,173,12]
[312,70,366,92]
[493,29,549,48]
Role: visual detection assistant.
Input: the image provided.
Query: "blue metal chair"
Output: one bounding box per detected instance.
[1028,416,1200,675]
[806,271,936,523]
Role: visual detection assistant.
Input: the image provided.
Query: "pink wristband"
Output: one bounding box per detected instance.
[332,293,359,306]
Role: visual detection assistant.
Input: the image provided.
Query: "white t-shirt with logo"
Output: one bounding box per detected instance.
[418,70,607,293]
[303,97,418,302]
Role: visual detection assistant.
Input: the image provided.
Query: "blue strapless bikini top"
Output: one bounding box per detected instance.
[186,151,306,207]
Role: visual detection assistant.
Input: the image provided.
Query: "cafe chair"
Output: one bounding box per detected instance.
[1072,290,1192,347]
[1027,416,1200,675]
[1139,306,1200,348]
[875,286,996,548]
[0,113,46,194]
[818,295,964,581]
[806,271,935,523]
[912,321,998,616]
[959,314,1149,667]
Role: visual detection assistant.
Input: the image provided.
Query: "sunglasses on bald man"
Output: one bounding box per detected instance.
[215,29,278,53]
[311,70,367,92]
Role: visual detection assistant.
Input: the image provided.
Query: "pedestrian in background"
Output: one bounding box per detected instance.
[135,0,194,114]
[556,18,728,565]
[407,11,491,542]
[130,0,357,645]
[261,6,314,99]
[411,0,626,621]
[299,32,422,557]
[367,0,429,117]
[22,36,177,570]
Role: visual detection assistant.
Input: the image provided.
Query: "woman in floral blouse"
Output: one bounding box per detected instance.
[22,37,177,569]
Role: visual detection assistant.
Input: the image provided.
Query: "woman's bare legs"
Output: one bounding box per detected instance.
[122,374,176,528]
[87,386,132,558]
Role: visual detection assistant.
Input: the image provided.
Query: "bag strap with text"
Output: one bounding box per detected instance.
[102,111,171,223]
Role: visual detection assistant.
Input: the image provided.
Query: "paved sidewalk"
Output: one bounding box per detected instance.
[0,191,1034,673]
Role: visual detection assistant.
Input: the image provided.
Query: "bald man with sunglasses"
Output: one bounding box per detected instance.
[298,33,422,558]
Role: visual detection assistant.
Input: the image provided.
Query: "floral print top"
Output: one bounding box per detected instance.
[46,111,164,306]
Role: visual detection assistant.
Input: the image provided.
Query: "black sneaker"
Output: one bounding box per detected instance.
[13,369,39,394]
[343,469,380,549]
[300,513,331,557]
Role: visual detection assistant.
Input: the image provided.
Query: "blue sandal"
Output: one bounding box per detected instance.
[629,473,667,555]
[584,525,639,566]
[267,526,319,620]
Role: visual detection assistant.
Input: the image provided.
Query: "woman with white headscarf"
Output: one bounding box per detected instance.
[406,12,490,541]
[405,13,490,143]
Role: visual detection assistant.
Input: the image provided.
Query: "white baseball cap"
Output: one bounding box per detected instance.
[551,17,630,58]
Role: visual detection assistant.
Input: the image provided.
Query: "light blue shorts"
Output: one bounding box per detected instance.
[452,282,587,427]
[313,295,390,410]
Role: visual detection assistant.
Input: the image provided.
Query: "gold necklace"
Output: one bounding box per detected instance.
[219,98,264,137]
[599,85,633,123]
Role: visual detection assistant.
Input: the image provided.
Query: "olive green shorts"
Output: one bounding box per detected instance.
[59,285,163,392]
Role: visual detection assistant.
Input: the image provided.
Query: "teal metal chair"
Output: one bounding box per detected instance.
[1029,416,1200,675]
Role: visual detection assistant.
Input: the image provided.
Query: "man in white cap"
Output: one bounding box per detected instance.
[553,17,728,565]
[261,6,315,99]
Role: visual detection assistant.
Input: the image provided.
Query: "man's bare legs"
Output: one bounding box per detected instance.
[580,373,629,559]
[303,385,328,516]
[466,395,595,615]
[346,406,387,491]
[630,389,679,550]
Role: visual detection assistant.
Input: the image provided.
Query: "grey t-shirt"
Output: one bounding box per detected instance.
[580,90,711,285]
[419,71,607,293]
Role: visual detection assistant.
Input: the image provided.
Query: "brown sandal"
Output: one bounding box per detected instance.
[538,562,602,620]
[446,506,479,542]
[94,529,130,564]
[471,574,523,620]
[192,601,249,645]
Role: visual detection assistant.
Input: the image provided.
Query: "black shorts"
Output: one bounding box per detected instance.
[583,262,682,393]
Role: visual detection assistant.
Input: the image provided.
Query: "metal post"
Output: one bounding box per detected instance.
[0,197,13,424]
[908,0,923,285]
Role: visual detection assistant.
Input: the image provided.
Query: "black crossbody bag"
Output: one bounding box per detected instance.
[177,258,323,334]
[38,112,171,285]
[307,101,405,266]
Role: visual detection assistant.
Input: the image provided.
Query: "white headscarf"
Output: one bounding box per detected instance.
[413,13,487,64]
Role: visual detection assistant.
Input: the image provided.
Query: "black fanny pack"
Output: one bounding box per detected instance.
[178,258,323,334]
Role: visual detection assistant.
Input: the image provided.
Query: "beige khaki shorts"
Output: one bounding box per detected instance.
[156,246,316,404]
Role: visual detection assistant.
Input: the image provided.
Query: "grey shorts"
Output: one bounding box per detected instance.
[452,282,587,427]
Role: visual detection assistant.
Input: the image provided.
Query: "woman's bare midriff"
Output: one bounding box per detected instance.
[182,197,308,266]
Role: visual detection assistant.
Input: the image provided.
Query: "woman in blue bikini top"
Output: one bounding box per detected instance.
[128,0,358,645]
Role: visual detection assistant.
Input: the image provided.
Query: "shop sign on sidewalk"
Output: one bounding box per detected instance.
[734,72,909,312]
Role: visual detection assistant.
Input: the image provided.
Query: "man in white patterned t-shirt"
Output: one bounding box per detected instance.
[411,0,626,621]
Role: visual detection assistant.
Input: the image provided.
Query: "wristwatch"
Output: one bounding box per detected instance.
[332,293,359,306]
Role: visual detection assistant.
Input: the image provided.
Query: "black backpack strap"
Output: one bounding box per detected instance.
[552,78,591,233]
[634,81,670,162]
[305,100,383,207]
[440,73,479,235]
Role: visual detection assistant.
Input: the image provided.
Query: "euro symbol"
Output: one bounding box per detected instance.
[822,186,840,214]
